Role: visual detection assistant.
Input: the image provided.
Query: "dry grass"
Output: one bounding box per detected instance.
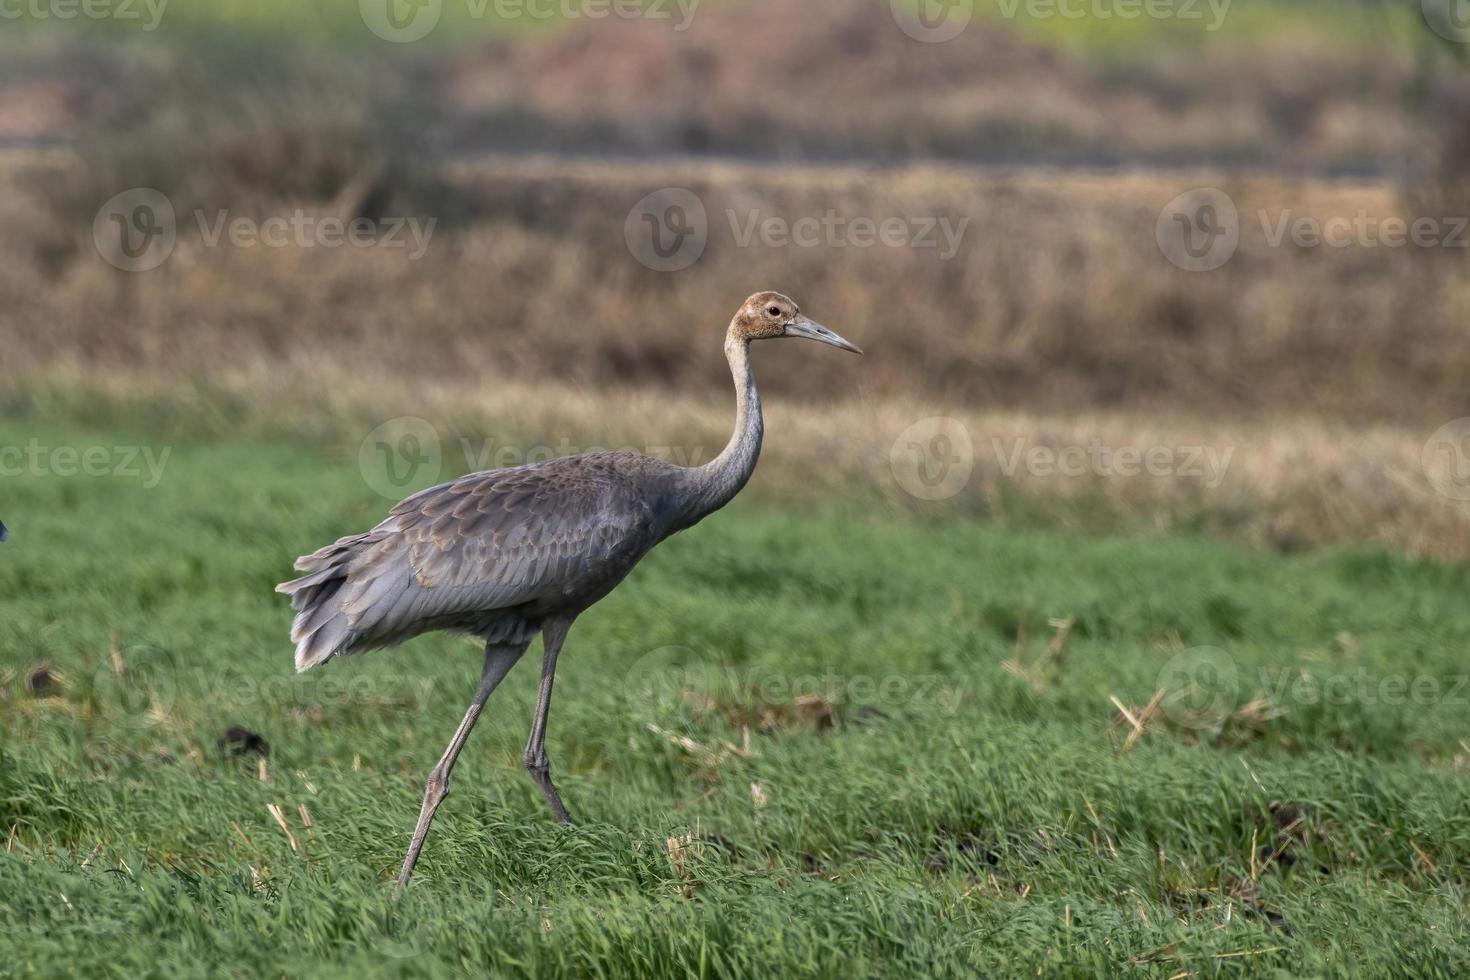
[8,144,1470,555]
[5,151,1470,423]
[7,141,1470,557]
[12,357,1470,559]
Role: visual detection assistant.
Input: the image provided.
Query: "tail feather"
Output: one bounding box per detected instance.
[293,583,355,672]
[277,533,373,672]
[274,564,340,594]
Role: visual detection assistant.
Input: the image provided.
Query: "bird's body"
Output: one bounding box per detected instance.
[282,451,690,671]
[277,292,860,889]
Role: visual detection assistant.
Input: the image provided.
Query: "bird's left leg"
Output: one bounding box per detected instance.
[395,640,528,891]
[523,616,574,824]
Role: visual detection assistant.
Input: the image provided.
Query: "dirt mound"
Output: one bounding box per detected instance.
[0,80,79,143]
[446,0,1121,161]
[0,45,146,145]
[444,0,1416,167]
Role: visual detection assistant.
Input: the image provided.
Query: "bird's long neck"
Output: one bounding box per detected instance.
[676,332,763,526]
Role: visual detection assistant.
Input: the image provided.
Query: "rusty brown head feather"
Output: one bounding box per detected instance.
[727,291,863,353]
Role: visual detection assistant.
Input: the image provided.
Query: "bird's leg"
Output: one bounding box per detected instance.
[395,641,527,891]
[523,617,574,824]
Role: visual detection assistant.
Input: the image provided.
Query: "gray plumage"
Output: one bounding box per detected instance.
[279,452,678,670]
[275,291,860,889]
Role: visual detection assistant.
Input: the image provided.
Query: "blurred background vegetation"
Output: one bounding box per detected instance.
[10,6,1470,975]
[2,0,1470,554]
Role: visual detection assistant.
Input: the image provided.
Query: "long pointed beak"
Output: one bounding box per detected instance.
[785,315,863,354]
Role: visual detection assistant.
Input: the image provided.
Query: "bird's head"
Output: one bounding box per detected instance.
[728,291,862,354]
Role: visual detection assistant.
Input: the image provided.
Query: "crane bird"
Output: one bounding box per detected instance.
[277,292,861,888]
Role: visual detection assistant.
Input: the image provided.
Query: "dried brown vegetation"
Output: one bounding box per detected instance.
[5,151,1470,421]
[3,0,1470,560]
[447,0,1421,170]
[7,142,1470,556]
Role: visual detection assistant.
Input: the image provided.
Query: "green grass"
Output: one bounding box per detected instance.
[971,0,1428,61]
[0,0,652,48]
[4,419,1470,976]
[0,0,1428,57]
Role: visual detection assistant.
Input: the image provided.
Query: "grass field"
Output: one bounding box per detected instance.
[5,419,1470,976]
[0,0,1418,53]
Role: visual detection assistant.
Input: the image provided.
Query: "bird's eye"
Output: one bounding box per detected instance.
[767,306,781,317]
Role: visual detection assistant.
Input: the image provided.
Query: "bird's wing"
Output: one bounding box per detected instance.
[338,460,655,638]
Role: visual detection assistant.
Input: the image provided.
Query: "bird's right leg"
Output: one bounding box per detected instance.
[523,616,574,824]
[395,640,527,891]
